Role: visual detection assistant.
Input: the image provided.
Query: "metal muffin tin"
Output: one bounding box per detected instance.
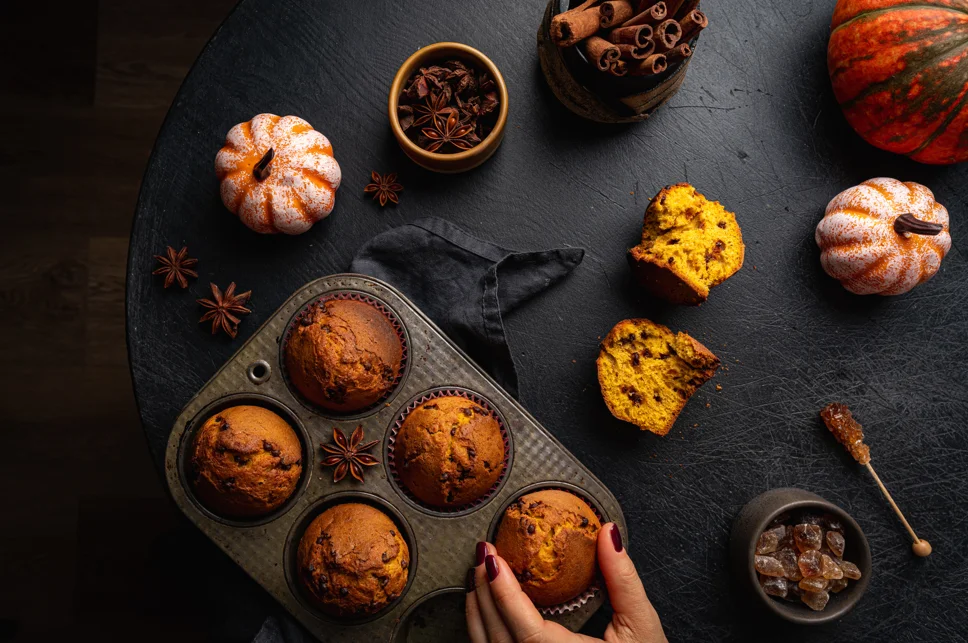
[165,274,627,641]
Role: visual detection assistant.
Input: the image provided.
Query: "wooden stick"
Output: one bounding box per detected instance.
[865,463,932,556]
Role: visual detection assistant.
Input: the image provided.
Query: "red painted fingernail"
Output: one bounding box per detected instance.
[610,524,624,553]
[476,542,488,566]
[485,555,500,582]
[465,567,476,593]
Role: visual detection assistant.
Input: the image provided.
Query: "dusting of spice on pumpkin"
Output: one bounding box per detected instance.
[816,178,951,296]
[215,114,341,235]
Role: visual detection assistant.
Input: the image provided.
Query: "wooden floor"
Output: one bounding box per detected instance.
[0,2,240,640]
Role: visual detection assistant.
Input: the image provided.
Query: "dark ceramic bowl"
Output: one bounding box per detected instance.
[730,488,872,625]
[537,0,700,122]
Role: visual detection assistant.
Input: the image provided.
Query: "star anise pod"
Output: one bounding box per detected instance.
[422,112,478,153]
[197,282,252,338]
[364,171,403,207]
[410,90,455,131]
[320,425,379,483]
[152,246,198,289]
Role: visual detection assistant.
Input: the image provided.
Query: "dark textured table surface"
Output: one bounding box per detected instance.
[127,0,968,640]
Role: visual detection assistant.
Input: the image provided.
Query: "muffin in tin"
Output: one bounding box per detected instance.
[285,297,403,413]
[297,503,410,617]
[495,489,601,607]
[394,395,506,508]
[190,405,303,518]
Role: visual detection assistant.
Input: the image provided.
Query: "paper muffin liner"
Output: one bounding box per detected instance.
[280,291,409,416]
[387,388,511,515]
[500,485,605,617]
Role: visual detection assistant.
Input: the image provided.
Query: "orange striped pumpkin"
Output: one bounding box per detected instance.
[828,0,968,165]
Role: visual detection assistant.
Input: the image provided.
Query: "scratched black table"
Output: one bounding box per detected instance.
[127,0,968,640]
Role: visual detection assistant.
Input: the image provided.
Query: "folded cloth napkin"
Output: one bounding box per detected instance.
[351,216,584,397]
[252,217,583,643]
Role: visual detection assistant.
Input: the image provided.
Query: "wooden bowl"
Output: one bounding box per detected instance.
[537,0,698,123]
[388,42,509,174]
[730,488,872,625]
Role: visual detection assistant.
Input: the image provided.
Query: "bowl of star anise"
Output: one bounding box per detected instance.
[389,42,509,173]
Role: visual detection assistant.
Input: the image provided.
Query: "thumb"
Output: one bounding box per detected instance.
[597,523,667,643]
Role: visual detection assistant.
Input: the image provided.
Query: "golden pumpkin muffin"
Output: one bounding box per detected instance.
[297,503,410,618]
[394,395,506,508]
[285,298,403,413]
[190,405,303,518]
[597,319,718,435]
[495,489,601,607]
[628,183,744,305]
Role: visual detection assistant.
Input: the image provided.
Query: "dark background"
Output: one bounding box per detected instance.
[5,0,968,642]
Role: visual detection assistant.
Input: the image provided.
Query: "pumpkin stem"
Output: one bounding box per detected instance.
[894,213,943,236]
[253,148,275,181]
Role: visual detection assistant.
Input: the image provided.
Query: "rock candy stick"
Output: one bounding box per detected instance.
[820,403,932,557]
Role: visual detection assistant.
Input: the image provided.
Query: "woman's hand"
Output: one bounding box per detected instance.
[465,523,667,643]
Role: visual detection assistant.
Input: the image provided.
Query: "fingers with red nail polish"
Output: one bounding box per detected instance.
[476,541,488,566]
[485,554,500,582]
[598,523,668,642]
[611,523,624,552]
[466,531,668,643]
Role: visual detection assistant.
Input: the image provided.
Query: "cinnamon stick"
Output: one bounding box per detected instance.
[674,0,699,19]
[584,36,621,70]
[600,0,635,28]
[609,59,629,76]
[622,1,667,27]
[616,43,654,59]
[665,42,692,63]
[653,19,682,52]
[551,1,604,47]
[679,10,708,41]
[607,24,653,47]
[631,53,668,75]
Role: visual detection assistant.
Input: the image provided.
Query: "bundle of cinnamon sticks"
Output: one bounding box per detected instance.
[550,0,708,77]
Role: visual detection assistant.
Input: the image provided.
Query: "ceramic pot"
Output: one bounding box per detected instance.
[730,488,872,624]
[389,42,509,174]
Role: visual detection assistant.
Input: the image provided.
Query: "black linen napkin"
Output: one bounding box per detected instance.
[350,216,584,397]
[251,217,583,643]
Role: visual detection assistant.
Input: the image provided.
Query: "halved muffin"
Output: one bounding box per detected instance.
[628,183,744,305]
[597,318,718,435]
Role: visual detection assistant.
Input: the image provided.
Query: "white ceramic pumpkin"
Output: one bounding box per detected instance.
[215,114,341,235]
[816,178,951,295]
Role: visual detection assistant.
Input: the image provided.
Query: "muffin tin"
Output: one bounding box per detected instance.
[165,274,627,641]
